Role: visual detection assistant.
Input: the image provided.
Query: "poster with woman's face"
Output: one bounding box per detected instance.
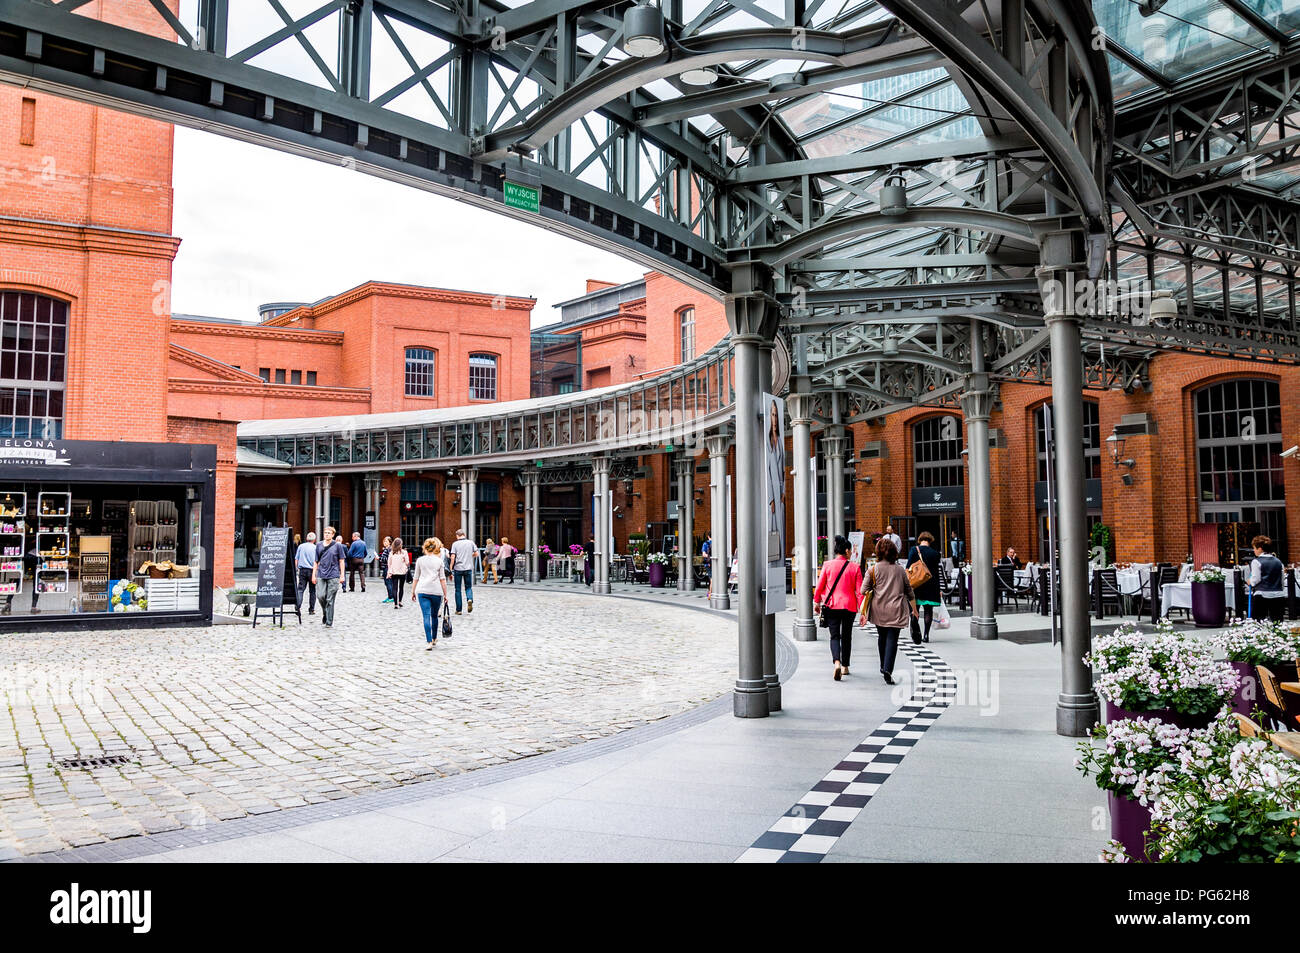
[763,393,787,613]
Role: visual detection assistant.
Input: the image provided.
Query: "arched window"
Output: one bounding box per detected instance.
[679,307,696,362]
[0,291,68,439]
[913,414,964,488]
[404,347,435,396]
[1194,379,1286,554]
[469,353,497,400]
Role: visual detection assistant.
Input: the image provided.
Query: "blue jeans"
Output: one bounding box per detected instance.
[418,592,443,642]
[453,569,473,611]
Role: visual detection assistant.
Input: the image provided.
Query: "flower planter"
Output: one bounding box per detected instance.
[227,592,255,618]
[1108,791,1156,863]
[538,559,548,579]
[1191,580,1225,627]
[1105,700,1214,731]
[648,562,666,588]
[1228,660,1260,716]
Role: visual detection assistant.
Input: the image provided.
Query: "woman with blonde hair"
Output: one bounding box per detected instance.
[497,534,518,584]
[482,537,500,584]
[412,537,450,649]
[386,537,410,609]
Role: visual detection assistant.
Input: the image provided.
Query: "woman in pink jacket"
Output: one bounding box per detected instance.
[813,535,864,681]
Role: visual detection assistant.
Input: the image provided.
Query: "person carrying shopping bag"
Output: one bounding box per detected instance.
[813,535,864,681]
[858,537,917,685]
[411,537,450,650]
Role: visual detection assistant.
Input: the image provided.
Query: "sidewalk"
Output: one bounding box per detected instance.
[76,585,1106,863]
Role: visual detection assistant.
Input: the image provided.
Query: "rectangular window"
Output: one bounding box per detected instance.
[469,353,497,401]
[306,371,317,386]
[274,369,286,384]
[290,370,302,385]
[405,347,435,397]
[259,368,271,382]
[0,292,67,439]
[19,98,35,146]
[679,308,696,363]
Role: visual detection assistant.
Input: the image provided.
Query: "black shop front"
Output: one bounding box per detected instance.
[0,439,216,629]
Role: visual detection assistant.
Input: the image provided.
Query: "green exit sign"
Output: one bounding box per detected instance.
[503,181,540,213]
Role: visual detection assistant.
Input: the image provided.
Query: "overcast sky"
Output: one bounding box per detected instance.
[169,127,645,327]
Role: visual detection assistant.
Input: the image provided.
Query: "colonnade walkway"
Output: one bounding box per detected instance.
[104,584,1104,863]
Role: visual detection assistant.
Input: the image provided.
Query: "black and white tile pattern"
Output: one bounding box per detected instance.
[736,642,957,863]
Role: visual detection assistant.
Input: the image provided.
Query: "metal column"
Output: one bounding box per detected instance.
[724,261,777,719]
[706,430,731,610]
[961,362,998,641]
[675,456,694,592]
[302,475,313,537]
[523,471,540,582]
[1048,307,1099,736]
[462,468,479,542]
[823,427,847,542]
[758,336,779,712]
[788,391,817,641]
[593,456,611,594]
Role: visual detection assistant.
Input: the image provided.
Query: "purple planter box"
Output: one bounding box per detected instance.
[1191,580,1226,628]
[1104,700,1214,731]
[1229,661,1259,716]
[648,562,666,588]
[1109,791,1155,863]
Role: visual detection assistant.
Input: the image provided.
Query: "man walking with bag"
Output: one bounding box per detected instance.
[295,531,319,615]
[449,528,476,615]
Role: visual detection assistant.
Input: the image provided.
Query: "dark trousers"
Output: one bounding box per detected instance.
[909,604,934,643]
[1250,596,1285,622]
[347,557,366,591]
[384,575,395,600]
[390,575,406,605]
[877,626,901,676]
[501,559,515,582]
[296,566,316,613]
[825,608,855,666]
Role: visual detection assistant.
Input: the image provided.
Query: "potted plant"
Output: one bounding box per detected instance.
[1076,716,1205,862]
[1089,522,1114,566]
[1188,564,1226,627]
[1210,618,1300,715]
[226,586,255,617]
[1140,712,1300,863]
[630,536,650,568]
[537,544,552,579]
[646,551,669,588]
[1084,622,1239,729]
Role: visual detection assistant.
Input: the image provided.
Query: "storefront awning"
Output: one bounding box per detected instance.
[237,446,291,474]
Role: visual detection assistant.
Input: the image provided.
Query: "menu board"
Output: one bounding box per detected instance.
[255,526,290,609]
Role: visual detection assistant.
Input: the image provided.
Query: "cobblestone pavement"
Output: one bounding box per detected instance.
[0,582,734,857]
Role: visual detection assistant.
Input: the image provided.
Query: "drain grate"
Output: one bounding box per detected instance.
[58,755,131,770]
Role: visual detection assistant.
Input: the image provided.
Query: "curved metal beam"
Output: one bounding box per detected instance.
[762,208,1038,267]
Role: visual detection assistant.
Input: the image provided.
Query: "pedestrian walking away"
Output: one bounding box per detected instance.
[482,537,500,584]
[813,535,864,681]
[906,530,943,644]
[449,528,476,614]
[859,536,917,685]
[378,536,393,603]
[387,538,411,608]
[497,535,517,583]
[412,537,450,649]
[294,531,319,615]
[346,532,367,592]
[312,527,348,628]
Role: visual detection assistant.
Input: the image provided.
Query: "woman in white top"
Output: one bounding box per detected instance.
[387,538,410,609]
[412,537,450,649]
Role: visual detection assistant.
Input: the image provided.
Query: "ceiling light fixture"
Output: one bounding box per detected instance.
[623,4,666,57]
[679,65,718,86]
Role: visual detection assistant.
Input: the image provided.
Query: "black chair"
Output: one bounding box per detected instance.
[1131,568,1155,620]
[995,566,1030,612]
[1038,568,1061,617]
[1232,568,1247,619]
[1151,565,1183,625]
[1092,568,1123,620]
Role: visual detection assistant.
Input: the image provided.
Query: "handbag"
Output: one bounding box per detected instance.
[817,559,851,628]
[441,601,453,638]
[859,567,875,622]
[906,551,932,589]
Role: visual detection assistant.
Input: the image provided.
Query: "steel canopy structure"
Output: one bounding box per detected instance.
[3,0,1299,730]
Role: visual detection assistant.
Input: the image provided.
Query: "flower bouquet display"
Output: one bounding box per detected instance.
[1093,712,1300,863]
[1084,622,1239,729]
[109,580,148,613]
[1188,564,1227,627]
[1076,717,1212,862]
[1210,618,1300,715]
[536,543,552,579]
[646,550,669,588]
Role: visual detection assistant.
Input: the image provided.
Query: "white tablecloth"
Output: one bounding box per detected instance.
[1161,574,1237,617]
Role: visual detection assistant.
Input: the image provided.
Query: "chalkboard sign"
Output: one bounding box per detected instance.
[255,527,291,608]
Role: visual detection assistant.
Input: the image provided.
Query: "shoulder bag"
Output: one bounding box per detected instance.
[906,549,932,589]
[818,559,851,628]
[441,600,453,638]
[859,567,876,621]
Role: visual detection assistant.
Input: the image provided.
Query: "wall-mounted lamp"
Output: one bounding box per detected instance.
[1106,431,1136,469]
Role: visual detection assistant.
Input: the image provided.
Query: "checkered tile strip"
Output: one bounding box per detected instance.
[736,643,957,863]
